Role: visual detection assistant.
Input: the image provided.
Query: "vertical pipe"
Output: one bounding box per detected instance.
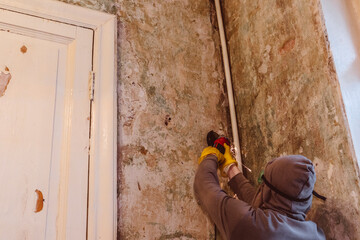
[214,0,243,172]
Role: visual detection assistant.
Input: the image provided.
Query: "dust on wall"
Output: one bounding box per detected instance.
[57,0,231,239]
[222,0,360,239]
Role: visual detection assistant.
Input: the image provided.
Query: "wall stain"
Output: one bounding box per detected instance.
[164,115,171,126]
[308,203,355,240]
[159,231,195,240]
[279,38,296,54]
[276,0,293,10]
[139,146,148,155]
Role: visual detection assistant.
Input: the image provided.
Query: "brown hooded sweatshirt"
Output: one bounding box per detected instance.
[194,154,325,240]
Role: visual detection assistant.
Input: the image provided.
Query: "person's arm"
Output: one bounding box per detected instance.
[193,154,228,239]
[227,165,256,204]
[194,155,254,239]
[219,144,257,204]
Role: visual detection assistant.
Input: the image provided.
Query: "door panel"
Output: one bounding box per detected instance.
[0,9,93,240]
[0,30,60,240]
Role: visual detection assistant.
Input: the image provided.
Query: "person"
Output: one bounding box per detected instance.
[194,132,325,240]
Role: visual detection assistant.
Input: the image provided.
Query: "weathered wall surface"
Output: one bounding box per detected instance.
[222,0,360,239]
[58,0,230,239]
[116,1,231,238]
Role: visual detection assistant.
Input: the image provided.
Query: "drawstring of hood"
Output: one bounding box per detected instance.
[312,190,327,201]
[261,175,326,202]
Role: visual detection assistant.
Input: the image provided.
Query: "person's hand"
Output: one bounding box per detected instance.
[198,146,224,165]
[219,143,238,177]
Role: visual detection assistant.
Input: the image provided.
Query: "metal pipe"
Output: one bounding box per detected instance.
[214,0,243,172]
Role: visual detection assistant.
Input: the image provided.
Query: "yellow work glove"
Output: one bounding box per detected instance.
[219,143,238,177]
[198,146,225,165]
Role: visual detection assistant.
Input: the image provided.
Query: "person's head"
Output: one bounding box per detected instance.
[252,155,316,220]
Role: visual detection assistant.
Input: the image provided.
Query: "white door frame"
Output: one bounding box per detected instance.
[0,0,117,239]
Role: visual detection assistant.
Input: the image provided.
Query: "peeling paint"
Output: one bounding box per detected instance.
[0,71,11,97]
[20,45,27,54]
[34,189,43,213]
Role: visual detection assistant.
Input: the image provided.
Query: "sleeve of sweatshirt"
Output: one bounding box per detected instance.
[193,155,225,219]
[228,173,256,204]
[194,155,254,239]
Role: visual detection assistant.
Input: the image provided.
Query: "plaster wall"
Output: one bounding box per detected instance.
[57,0,230,238]
[222,0,360,239]
[115,1,231,238]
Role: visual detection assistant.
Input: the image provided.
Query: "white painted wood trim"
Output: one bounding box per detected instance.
[0,0,113,29]
[0,1,117,239]
[87,17,117,240]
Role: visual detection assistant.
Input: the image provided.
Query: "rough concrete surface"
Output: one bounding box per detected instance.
[222,0,360,239]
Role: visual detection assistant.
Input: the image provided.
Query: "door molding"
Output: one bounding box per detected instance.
[0,1,117,239]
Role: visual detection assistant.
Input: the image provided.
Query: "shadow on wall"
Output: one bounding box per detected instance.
[308,201,355,240]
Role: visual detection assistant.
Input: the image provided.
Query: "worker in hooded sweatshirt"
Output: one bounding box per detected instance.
[194,132,325,240]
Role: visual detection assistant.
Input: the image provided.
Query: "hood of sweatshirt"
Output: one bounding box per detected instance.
[252,155,316,221]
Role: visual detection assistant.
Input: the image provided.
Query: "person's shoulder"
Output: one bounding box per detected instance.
[247,209,326,239]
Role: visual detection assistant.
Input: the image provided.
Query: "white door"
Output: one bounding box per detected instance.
[0,8,93,240]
